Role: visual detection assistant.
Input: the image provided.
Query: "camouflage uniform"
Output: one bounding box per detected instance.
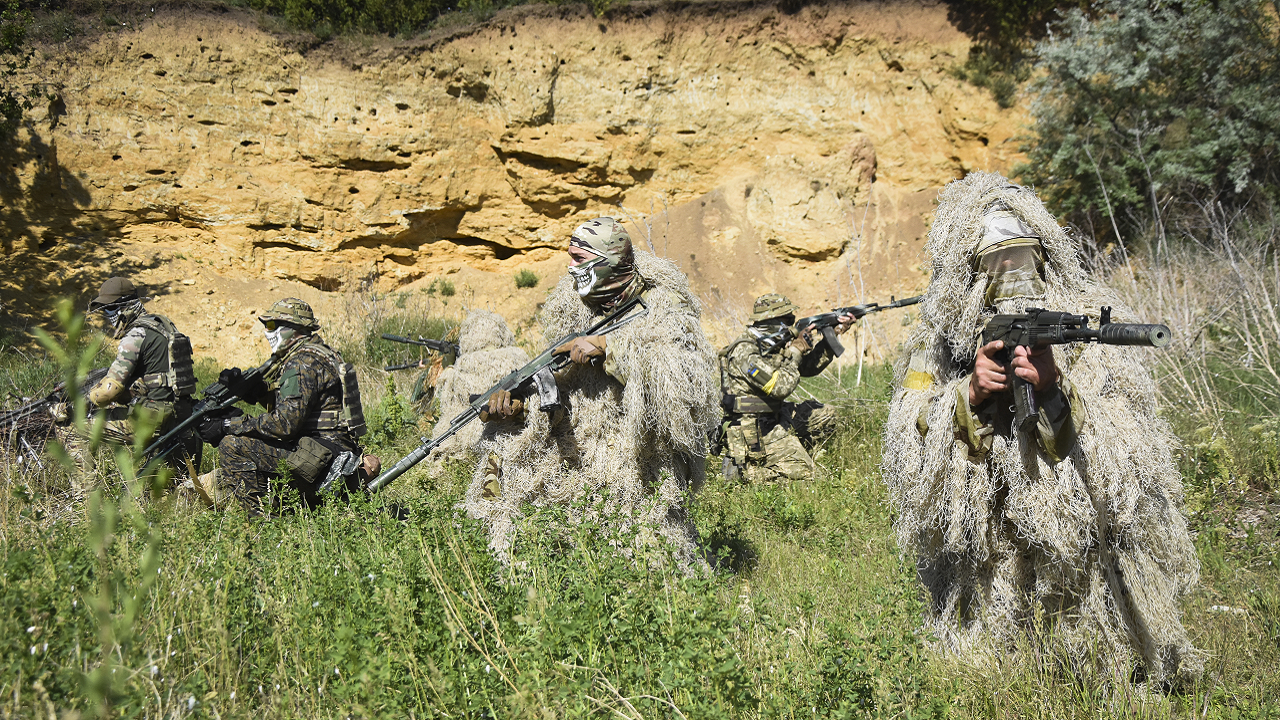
[719,294,838,482]
[64,277,198,482]
[210,299,365,511]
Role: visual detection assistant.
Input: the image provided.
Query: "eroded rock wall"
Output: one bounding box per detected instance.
[2,0,1024,357]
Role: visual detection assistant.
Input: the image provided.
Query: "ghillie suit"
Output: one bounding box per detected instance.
[428,310,529,464]
[464,250,719,563]
[881,172,1200,684]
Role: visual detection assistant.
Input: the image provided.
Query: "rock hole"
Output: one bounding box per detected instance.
[980,136,989,146]
[369,108,376,116]
[240,140,257,146]
[123,185,138,192]
[262,99,276,106]
[146,169,167,175]
[348,187,359,194]
[622,55,631,61]
[154,69,167,77]
[395,102,409,110]
[278,88,298,94]
[141,52,154,59]
[236,185,243,189]
[112,155,121,161]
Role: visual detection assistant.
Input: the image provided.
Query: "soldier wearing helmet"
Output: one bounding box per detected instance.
[57,276,199,485]
[716,293,854,482]
[192,298,373,512]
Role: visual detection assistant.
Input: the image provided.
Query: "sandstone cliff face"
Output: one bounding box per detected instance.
[1,0,1024,359]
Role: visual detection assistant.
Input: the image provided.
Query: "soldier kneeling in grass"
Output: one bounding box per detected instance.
[193,298,377,513]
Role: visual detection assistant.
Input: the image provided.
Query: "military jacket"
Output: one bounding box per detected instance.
[227,335,352,445]
[720,331,836,414]
[104,312,193,404]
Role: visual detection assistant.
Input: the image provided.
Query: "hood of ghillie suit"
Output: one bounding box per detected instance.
[919,171,1092,366]
[458,309,517,355]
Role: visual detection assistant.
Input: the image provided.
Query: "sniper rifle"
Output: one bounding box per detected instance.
[367,295,648,492]
[982,306,1170,432]
[380,334,459,371]
[0,367,108,428]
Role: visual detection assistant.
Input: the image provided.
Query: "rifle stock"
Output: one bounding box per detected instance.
[367,295,648,492]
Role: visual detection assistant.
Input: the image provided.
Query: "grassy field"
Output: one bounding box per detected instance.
[0,298,1277,719]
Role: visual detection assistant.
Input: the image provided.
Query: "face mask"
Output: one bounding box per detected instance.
[569,257,608,297]
[977,244,1046,310]
[265,325,298,353]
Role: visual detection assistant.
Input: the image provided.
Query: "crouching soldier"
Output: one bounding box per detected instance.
[718,293,853,482]
[192,298,376,512]
[58,276,200,487]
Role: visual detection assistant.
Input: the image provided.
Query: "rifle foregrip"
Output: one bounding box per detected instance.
[1098,323,1171,347]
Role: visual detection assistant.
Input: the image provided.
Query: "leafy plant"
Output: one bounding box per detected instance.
[1021,0,1280,242]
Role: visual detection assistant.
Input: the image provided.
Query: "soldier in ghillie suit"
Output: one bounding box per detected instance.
[427,309,529,467]
[881,172,1200,685]
[57,276,199,485]
[718,293,853,482]
[193,298,372,512]
[470,217,719,562]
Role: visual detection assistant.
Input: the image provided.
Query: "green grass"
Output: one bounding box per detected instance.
[515,269,539,289]
[1,320,1277,717]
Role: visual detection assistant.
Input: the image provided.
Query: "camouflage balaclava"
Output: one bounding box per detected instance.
[568,217,643,311]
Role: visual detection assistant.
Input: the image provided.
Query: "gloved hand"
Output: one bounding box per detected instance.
[556,335,606,365]
[480,389,524,422]
[197,416,228,446]
[789,331,812,353]
[48,401,70,424]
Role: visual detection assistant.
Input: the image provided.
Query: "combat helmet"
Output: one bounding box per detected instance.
[89,277,139,311]
[259,298,319,330]
[750,293,798,323]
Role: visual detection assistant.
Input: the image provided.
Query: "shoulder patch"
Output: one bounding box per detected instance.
[279,365,303,400]
[747,364,769,383]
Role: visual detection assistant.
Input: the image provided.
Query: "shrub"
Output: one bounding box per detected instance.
[1021,0,1280,241]
[513,269,538,289]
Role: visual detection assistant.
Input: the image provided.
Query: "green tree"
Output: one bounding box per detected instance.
[1020,0,1280,241]
[0,0,37,136]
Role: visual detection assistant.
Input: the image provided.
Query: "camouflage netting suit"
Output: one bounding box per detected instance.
[881,172,1199,683]
[426,310,529,465]
[465,244,719,563]
[63,277,199,485]
[211,300,365,511]
[719,295,839,482]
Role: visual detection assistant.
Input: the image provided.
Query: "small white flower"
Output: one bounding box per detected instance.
[30,646,36,655]
[334,668,340,676]
[187,697,195,710]
[166,634,172,642]
[26,626,35,633]
[312,601,319,608]
[230,692,235,700]
[485,664,491,674]
[151,665,158,676]
[42,643,47,652]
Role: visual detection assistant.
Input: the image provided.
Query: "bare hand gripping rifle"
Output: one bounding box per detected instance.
[982,306,1170,432]
[367,295,648,492]
[380,334,460,371]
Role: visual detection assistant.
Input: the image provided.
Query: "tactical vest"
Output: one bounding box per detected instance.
[284,338,367,438]
[131,314,197,399]
[718,338,777,415]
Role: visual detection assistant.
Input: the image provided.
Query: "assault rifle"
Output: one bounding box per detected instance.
[367,295,648,492]
[139,358,276,470]
[0,367,108,429]
[380,334,459,371]
[982,306,1170,432]
[756,295,922,355]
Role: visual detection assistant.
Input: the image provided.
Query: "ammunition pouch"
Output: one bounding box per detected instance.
[724,394,775,414]
[286,436,338,484]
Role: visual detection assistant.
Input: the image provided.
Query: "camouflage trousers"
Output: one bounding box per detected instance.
[214,433,357,512]
[58,400,197,494]
[724,400,837,482]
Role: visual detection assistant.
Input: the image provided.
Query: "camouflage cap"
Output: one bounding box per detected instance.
[751,293,798,323]
[89,276,139,311]
[259,298,319,330]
